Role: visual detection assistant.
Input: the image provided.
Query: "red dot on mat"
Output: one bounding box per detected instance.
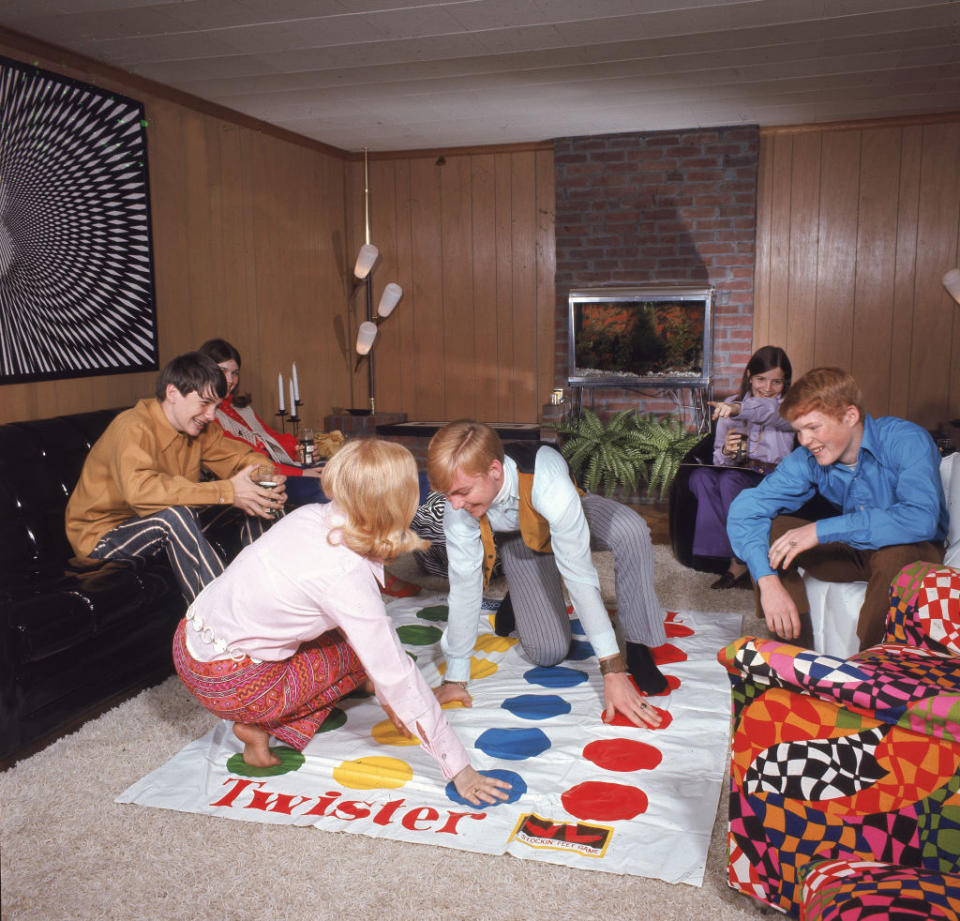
[583,738,663,772]
[562,781,648,821]
[651,643,687,665]
[659,674,681,695]
[602,706,673,730]
[665,622,694,638]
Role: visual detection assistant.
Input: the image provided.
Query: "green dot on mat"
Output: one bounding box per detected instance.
[318,707,347,733]
[226,746,305,777]
[396,623,443,645]
[417,604,449,622]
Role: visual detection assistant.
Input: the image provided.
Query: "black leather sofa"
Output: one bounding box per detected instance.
[0,407,237,762]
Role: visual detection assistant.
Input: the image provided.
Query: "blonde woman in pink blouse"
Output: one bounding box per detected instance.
[173,438,511,807]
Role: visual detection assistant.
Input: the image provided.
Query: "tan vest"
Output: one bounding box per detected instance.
[477,446,583,590]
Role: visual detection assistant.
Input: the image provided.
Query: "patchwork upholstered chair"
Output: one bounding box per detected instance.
[719,561,960,917]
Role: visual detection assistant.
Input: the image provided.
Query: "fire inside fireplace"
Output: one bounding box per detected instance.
[567,286,714,387]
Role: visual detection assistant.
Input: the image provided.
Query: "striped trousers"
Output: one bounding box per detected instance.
[89,506,268,602]
[499,493,666,666]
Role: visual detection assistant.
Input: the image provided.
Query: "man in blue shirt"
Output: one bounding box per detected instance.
[727,367,947,650]
[427,420,667,728]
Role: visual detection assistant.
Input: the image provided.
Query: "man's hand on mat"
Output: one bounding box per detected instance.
[434,682,472,707]
[380,700,413,738]
[603,673,662,728]
[453,765,511,806]
[758,574,802,641]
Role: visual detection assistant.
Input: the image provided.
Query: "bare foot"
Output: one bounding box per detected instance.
[233,723,281,768]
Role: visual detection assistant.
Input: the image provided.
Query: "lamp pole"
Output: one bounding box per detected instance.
[362,148,375,414]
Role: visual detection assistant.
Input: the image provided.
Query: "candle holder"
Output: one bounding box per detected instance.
[288,399,304,437]
[275,408,288,433]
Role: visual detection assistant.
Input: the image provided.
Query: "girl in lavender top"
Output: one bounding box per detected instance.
[172,437,511,807]
[689,346,794,589]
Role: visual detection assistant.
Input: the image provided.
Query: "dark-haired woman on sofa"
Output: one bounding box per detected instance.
[689,345,795,589]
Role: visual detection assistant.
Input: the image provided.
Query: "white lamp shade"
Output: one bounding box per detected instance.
[355,320,378,355]
[377,282,403,318]
[944,268,960,305]
[353,243,379,279]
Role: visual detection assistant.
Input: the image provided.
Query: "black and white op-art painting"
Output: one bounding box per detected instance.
[0,54,158,384]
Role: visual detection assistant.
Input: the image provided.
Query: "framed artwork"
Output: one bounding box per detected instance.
[0,54,158,384]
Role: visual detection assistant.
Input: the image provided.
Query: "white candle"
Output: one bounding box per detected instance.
[278,372,285,412]
[289,379,296,416]
[292,362,300,401]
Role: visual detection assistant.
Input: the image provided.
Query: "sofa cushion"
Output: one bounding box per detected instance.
[719,636,960,744]
[800,858,960,921]
[887,563,960,656]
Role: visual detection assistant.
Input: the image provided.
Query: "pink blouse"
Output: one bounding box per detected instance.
[184,502,470,779]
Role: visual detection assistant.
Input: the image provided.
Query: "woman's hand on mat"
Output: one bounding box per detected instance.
[434,682,472,707]
[757,574,802,641]
[380,700,413,738]
[603,674,662,728]
[453,765,511,806]
[768,521,818,571]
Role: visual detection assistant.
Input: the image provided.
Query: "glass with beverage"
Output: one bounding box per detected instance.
[252,465,282,518]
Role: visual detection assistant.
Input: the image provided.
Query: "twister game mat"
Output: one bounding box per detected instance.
[117,597,741,885]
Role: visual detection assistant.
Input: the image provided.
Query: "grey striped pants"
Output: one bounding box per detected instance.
[89,505,267,602]
[499,493,665,666]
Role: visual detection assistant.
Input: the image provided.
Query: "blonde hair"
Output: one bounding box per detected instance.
[321,439,428,561]
[427,420,504,493]
[780,367,864,423]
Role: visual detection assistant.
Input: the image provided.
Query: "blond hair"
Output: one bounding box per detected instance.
[780,367,864,423]
[321,439,427,561]
[427,420,504,493]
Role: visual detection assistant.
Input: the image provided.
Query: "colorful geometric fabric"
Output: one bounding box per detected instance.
[721,563,960,916]
[719,637,960,744]
[172,620,367,751]
[800,858,960,921]
[887,563,960,657]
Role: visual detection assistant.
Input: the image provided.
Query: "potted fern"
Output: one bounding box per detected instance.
[556,408,699,499]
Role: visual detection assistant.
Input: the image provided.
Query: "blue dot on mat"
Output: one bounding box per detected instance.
[502,694,571,720]
[571,617,585,636]
[523,666,589,688]
[567,639,595,660]
[445,769,527,808]
[475,728,551,760]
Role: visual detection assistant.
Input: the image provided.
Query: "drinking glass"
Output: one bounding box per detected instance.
[253,465,282,518]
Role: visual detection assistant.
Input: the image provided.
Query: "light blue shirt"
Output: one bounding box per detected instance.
[441,446,619,682]
[727,414,948,580]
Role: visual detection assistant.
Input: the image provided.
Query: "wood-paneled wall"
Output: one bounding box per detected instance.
[344,146,556,423]
[0,32,353,427]
[754,115,960,428]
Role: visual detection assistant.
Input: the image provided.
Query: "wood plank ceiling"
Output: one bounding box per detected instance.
[1,0,959,152]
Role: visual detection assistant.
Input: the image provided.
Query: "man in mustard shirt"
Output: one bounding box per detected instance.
[65,352,286,601]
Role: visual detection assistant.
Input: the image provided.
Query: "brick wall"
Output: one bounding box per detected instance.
[554,125,760,417]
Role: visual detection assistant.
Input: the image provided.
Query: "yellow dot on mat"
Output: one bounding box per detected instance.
[437,657,498,680]
[441,699,466,710]
[475,634,517,654]
[332,756,413,790]
[371,719,420,747]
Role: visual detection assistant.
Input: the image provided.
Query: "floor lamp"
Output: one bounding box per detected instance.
[353,148,402,414]
[945,268,960,306]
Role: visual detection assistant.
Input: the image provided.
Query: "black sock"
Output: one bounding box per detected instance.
[625,641,668,695]
[494,592,515,637]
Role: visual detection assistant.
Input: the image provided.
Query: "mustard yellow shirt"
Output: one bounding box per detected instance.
[65,398,266,557]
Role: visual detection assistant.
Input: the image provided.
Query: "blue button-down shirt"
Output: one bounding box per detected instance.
[727,414,948,580]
